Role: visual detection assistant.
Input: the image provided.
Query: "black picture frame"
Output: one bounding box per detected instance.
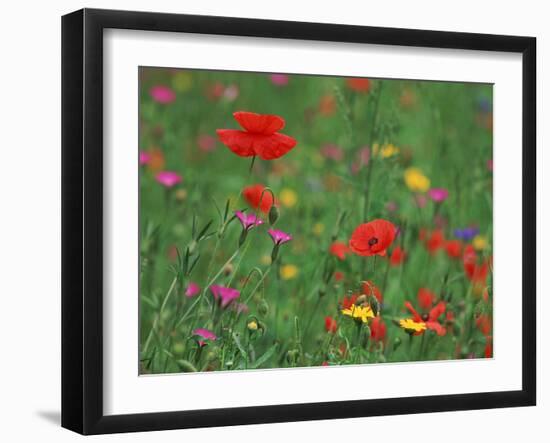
[61,8,537,435]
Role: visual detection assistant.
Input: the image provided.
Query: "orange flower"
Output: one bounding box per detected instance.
[346,78,371,93]
[349,219,396,257]
[318,94,336,116]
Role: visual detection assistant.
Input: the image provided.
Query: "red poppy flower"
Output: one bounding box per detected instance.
[216,111,297,160]
[334,271,344,282]
[417,288,435,310]
[445,239,463,259]
[390,246,406,266]
[341,294,359,310]
[349,219,396,257]
[405,300,447,336]
[370,316,387,342]
[463,245,490,291]
[426,229,445,254]
[329,241,350,260]
[346,78,371,93]
[476,314,492,336]
[242,184,277,214]
[362,280,382,303]
[324,316,338,333]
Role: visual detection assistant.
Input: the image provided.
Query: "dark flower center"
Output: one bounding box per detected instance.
[421,313,429,321]
[368,237,379,246]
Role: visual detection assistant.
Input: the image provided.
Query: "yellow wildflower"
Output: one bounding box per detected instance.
[312,222,325,236]
[172,71,193,92]
[373,143,400,158]
[279,188,298,208]
[473,235,489,251]
[404,167,431,192]
[399,318,427,333]
[341,304,375,324]
[280,264,298,280]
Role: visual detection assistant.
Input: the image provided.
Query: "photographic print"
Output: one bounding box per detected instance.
[138,67,493,374]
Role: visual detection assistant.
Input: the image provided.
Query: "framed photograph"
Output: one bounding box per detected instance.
[61,8,536,435]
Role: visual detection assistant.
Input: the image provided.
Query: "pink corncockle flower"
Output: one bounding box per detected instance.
[192,328,217,346]
[139,151,151,165]
[235,210,263,231]
[269,74,289,86]
[223,84,239,101]
[210,285,240,308]
[197,134,217,152]
[185,282,200,298]
[428,188,449,203]
[268,229,292,245]
[150,85,176,104]
[155,171,182,188]
[321,143,344,161]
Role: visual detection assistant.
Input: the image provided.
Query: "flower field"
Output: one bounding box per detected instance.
[139,67,493,374]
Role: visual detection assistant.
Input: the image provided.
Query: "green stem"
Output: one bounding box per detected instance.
[143,276,178,354]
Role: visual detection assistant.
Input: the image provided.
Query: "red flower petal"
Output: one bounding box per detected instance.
[233,111,285,135]
[254,132,297,160]
[404,301,422,322]
[417,288,435,310]
[216,129,256,157]
[349,219,396,257]
[429,301,446,322]
[426,321,446,336]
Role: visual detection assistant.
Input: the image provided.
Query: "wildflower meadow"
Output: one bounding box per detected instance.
[139,67,493,374]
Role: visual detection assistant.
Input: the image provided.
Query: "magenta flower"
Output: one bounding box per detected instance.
[155,171,182,188]
[235,210,263,231]
[150,85,176,104]
[139,151,151,165]
[351,147,370,174]
[269,74,289,86]
[192,328,217,346]
[268,229,292,245]
[210,285,240,308]
[185,282,200,298]
[428,188,449,203]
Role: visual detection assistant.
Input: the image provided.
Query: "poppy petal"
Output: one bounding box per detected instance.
[429,301,446,321]
[216,129,256,157]
[426,321,446,336]
[233,111,285,134]
[254,133,297,160]
[405,301,422,322]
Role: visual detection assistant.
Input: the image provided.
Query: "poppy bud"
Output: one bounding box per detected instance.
[258,299,269,317]
[188,239,198,255]
[368,295,380,317]
[268,204,280,225]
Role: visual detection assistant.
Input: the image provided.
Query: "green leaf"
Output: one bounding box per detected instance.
[250,344,279,369]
